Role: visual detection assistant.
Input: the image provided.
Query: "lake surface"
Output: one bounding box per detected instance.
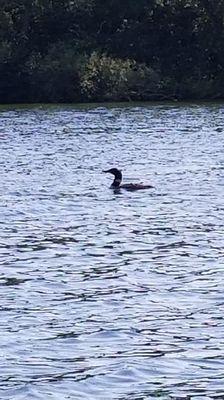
[0,103,224,399]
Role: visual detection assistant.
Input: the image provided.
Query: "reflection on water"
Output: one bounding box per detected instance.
[0,103,224,399]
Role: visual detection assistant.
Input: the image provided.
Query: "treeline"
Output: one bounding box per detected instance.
[1,0,224,103]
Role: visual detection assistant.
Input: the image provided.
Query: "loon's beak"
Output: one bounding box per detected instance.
[103,170,109,173]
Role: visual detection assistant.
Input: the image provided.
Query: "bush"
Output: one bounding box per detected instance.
[80,52,162,101]
[24,43,85,102]
[178,76,217,100]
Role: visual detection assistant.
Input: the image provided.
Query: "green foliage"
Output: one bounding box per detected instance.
[80,52,161,101]
[24,43,85,102]
[0,0,224,102]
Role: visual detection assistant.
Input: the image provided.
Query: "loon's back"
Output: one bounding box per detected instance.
[120,183,153,191]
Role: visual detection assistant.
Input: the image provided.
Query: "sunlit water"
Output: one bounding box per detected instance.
[0,103,224,399]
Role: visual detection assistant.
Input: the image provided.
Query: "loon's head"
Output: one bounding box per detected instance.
[103,168,122,188]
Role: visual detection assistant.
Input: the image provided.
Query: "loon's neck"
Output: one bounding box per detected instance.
[111,178,122,188]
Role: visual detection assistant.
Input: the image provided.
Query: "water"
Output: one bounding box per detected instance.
[0,103,223,399]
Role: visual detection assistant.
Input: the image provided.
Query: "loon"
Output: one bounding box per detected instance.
[103,168,153,190]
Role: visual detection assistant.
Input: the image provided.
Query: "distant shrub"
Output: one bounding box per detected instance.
[22,48,180,103]
[24,43,85,102]
[0,41,12,63]
[179,77,218,100]
[80,52,162,101]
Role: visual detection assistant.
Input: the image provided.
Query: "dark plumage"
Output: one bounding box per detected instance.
[103,168,153,190]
